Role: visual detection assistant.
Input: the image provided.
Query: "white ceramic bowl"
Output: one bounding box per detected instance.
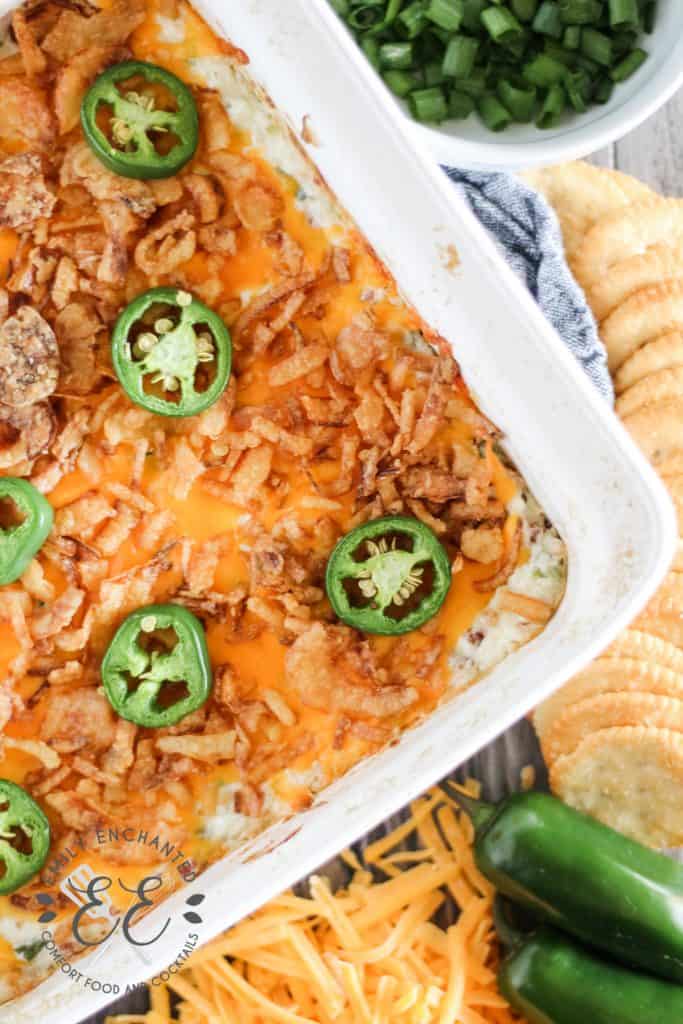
[405,1,683,170]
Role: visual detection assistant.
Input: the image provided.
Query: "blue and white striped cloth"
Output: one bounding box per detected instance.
[446,168,614,404]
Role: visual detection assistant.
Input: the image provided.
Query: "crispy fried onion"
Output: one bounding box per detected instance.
[474,521,522,592]
[41,688,116,754]
[2,737,60,771]
[0,77,54,148]
[0,401,55,469]
[497,590,553,624]
[134,210,196,276]
[54,301,103,395]
[0,152,56,230]
[286,622,418,719]
[55,44,127,134]
[233,181,283,231]
[41,0,145,62]
[0,306,59,407]
[11,9,47,77]
[156,732,236,762]
[61,141,156,219]
[461,524,504,564]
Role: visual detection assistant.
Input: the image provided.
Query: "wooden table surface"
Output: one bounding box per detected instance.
[587,93,683,194]
[79,94,683,1024]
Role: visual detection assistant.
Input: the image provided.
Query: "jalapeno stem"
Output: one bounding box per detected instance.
[493,896,531,951]
[441,781,498,833]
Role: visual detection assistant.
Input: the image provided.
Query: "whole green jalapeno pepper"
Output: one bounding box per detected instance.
[101,603,212,728]
[495,897,683,1024]
[0,780,50,895]
[325,515,452,636]
[446,783,683,985]
[0,478,53,586]
[81,60,199,180]
[111,287,232,418]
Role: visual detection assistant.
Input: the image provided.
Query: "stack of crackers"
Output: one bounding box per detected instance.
[523,162,683,850]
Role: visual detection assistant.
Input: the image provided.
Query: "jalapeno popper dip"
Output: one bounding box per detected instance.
[0,0,566,1002]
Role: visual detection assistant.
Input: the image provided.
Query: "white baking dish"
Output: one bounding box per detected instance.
[0,0,676,1020]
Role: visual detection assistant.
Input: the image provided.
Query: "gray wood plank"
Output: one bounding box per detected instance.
[587,144,616,170]
[614,93,683,195]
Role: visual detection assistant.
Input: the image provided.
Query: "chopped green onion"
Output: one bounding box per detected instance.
[593,74,614,102]
[360,34,381,67]
[462,0,488,30]
[397,0,428,37]
[536,82,566,126]
[573,51,600,74]
[565,68,591,110]
[423,60,445,85]
[643,2,657,33]
[379,41,416,68]
[456,68,488,96]
[384,69,422,95]
[522,52,568,86]
[425,0,464,32]
[557,0,602,24]
[581,26,613,65]
[481,6,524,43]
[348,4,386,30]
[563,25,581,47]
[330,0,350,16]
[478,92,513,130]
[497,78,537,120]
[593,73,618,100]
[448,89,476,117]
[608,0,639,28]
[409,85,449,120]
[543,40,578,65]
[511,0,540,22]
[610,46,647,81]
[331,0,656,134]
[533,1,564,38]
[442,34,480,77]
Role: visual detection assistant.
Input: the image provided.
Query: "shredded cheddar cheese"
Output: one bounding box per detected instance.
[108,784,522,1024]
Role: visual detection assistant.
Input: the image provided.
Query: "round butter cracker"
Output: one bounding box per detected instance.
[622,397,683,464]
[615,366,683,419]
[542,692,683,767]
[534,657,683,741]
[614,332,683,395]
[573,199,683,290]
[607,628,683,672]
[602,280,683,372]
[522,162,651,258]
[633,610,683,649]
[642,572,683,618]
[550,726,683,849]
[657,451,683,478]
[587,246,683,323]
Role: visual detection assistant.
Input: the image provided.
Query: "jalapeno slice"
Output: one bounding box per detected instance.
[112,287,232,418]
[325,515,451,636]
[0,478,53,586]
[81,60,199,180]
[101,603,212,728]
[0,780,50,895]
